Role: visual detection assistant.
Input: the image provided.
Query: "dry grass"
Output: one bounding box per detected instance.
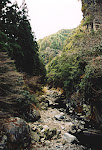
[0,52,25,121]
[0,52,41,128]
[23,74,43,94]
[42,87,48,93]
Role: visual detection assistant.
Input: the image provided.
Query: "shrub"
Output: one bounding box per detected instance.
[80,56,102,102]
[82,15,93,26]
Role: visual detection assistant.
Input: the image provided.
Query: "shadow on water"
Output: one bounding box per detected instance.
[76,129,102,150]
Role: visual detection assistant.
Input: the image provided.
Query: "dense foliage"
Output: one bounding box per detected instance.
[0,0,46,77]
[38,29,73,64]
[47,24,102,102]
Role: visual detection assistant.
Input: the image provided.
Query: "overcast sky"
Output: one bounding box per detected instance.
[11,0,83,40]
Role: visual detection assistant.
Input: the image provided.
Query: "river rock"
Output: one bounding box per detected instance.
[48,100,53,106]
[0,135,7,150]
[43,125,49,130]
[44,128,57,140]
[83,104,91,118]
[54,112,65,121]
[63,133,77,143]
[1,117,31,150]
[31,132,40,143]
[26,108,41,122]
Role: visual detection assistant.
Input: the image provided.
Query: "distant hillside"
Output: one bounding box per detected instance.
[38,29,73,64]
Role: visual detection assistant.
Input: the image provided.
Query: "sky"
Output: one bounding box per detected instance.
[11,0,83,40]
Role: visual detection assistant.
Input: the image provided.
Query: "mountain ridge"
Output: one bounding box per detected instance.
[38,29,74,64]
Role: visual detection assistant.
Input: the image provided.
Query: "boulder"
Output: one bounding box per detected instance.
[26,107,41,122]
[54,112,65,121]
[1,117,31,150]
[31,132,40,143]
[63,133,77,143]
[0,135,7,150]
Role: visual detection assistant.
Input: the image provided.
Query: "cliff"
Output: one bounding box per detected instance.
[81,0,102,31]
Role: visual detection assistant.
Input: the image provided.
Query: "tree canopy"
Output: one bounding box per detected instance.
[0,0,46,77]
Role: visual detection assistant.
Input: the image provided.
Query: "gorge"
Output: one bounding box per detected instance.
[0,0,102,150]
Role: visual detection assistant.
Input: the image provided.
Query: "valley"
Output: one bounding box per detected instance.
[0,0,102,150]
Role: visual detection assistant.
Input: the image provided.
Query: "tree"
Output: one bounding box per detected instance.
[0,0,11,30]
[0,0,46,77]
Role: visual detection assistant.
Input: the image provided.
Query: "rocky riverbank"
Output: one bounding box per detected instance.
[29,87,102,150]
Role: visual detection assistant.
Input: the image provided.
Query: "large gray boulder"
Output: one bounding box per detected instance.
[0,117,31,150]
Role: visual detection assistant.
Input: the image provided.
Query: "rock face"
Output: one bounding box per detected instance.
[81,0,102,31]
[0,117,31,150]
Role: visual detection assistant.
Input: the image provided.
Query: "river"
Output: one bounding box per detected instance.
[28,87,102,150]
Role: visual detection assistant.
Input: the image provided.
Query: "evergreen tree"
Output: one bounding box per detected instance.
[0,0,46,77]
[0,31,8,52]
[0,0,10,30]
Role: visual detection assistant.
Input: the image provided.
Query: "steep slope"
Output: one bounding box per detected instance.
[47,1,102,127]
[0,52,40,149]
[0,52,39,119]
[38,29,73,64]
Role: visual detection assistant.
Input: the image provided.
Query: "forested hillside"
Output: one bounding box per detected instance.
[38,29,73,64]
[47,0,102,126]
